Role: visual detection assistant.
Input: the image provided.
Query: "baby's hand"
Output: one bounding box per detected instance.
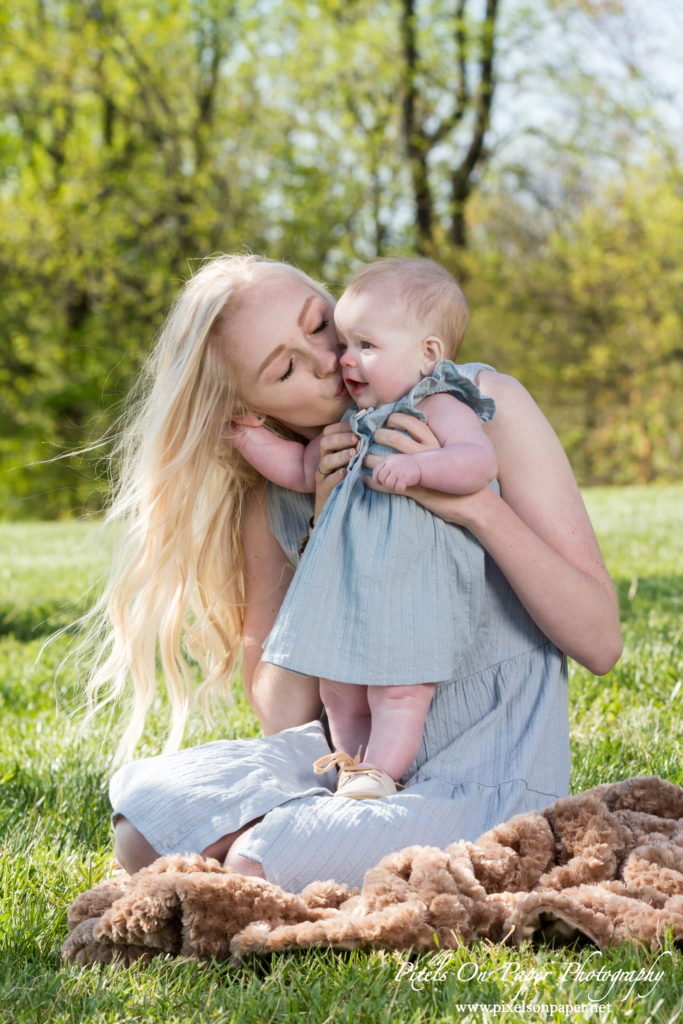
[372,454,421,494]
[225,422,272,452]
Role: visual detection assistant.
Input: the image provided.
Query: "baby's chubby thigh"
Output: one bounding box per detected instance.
[365,683,436,778]
[366,682,436,720]
[320,678,370,716]
[319,677,371,757]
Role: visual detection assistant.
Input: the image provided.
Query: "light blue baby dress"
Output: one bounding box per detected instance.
[262,360,495,685]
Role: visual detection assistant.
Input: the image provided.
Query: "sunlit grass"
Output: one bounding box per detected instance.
[0,486,681,1023]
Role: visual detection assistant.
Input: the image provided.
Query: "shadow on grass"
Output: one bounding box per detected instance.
[571,734,682,792]
[0,760,112,849]
[0,601,90,641]
[613,573,683,609]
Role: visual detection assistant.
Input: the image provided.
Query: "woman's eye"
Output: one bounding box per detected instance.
[278,359,294,381]
[311,318,329,335]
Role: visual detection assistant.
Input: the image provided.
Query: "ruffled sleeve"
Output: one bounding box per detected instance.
[402,359,496,423]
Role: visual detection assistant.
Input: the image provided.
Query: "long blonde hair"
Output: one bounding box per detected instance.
[86,254,333,762]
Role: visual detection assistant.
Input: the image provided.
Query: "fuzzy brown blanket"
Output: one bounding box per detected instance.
[63,777,683,966]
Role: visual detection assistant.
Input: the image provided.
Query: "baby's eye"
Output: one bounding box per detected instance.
[278,359,294,381]
[311,318,329,334]
[360,340,373,350]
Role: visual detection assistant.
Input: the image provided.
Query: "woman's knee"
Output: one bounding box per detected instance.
[113,816,160,874]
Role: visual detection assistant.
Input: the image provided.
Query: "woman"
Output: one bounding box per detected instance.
[100,254,622,891]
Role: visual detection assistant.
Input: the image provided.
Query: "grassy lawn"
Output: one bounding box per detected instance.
[0,485,681,1023]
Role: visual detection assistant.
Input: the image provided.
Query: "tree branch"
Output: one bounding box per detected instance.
[400,0,434,251]
[449,0,500,246]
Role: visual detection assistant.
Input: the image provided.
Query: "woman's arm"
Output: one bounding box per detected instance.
[366,372,622,675]
[241,487,323,732]
[240,426,359,732]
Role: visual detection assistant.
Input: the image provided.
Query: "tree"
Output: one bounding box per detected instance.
[462,161,683,484]
[1,0,681,515]
[399,0,500,251]
[0,0,290,514]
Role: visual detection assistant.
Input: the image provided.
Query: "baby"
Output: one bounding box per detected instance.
[234,258,497,799]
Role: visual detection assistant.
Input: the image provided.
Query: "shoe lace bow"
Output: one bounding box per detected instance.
[313,747,364,775]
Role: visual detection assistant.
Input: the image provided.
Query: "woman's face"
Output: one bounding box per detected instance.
[227,274,351,438]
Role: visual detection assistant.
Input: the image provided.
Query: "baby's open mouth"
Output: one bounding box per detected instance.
[343,375,367,395]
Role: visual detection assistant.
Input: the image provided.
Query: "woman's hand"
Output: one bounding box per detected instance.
[371,412,441,456]
[363,412,487,527]
[313,421,358,522]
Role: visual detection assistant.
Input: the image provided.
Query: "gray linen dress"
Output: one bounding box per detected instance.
[110,363,570,892]
[262,360,495,685]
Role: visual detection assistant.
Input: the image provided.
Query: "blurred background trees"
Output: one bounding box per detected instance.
[1,0,681,516]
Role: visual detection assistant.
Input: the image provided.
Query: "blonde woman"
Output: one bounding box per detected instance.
[98,254,622,891]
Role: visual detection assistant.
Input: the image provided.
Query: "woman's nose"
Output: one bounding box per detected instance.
[315,347,339,377]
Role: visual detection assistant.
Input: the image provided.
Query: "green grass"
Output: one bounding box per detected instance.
[0,486,681,1024]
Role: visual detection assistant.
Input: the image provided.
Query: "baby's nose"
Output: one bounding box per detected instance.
[339,348,355,367]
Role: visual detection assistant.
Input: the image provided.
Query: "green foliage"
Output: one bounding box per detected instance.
[0,490,681,1021]
[0,0,407,516]
[0,1,681,515]
[0,0,281,516]
[462,164,683,484]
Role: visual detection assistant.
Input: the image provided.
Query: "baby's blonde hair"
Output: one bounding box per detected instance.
[344,257,469,359]
[85,254,333,762]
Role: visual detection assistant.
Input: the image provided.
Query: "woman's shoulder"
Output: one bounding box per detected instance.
[471,371,555,431]
[454,360,497,386]
[457,366,545,423]
[242,484,273,546]
[405,360,497,422]
[456,361,526,391]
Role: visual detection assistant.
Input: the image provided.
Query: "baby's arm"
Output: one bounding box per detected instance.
[232,425,321,493]
[372,393,497,494]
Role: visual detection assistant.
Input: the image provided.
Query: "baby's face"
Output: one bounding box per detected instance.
[334,282,428,409]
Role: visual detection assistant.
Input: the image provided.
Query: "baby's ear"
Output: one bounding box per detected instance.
[421,335,445,375]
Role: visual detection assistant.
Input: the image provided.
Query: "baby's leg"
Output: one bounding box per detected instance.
[364,683,436,781]
[320,678,371,758]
